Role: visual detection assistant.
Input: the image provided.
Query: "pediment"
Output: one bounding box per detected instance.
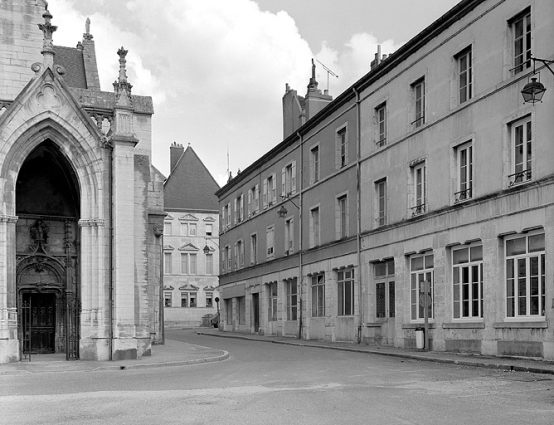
[0,64,102,145]
[203,285,217,291]
[178,283,199,291]
[165,214,174,221]
[203,216,216,222]
[163,245,174,251]
[179,214,198,221]
[163,285,174,290]
[178,243,199,252]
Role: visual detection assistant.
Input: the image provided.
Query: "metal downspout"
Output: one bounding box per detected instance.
[108,143,114,360]
[353,87,363,344]
[297,131,304,340]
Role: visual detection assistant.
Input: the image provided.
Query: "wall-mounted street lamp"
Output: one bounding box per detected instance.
[277,194,299,218]
[203,238,219,255]
[521,56,554,104]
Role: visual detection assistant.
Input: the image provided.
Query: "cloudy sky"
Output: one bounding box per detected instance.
[49,0,461,185]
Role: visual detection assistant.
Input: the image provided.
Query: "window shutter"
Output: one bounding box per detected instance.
[290,219,294,252]
[291,161,296,194]
[247,190,252,217]
[272,174,277,204]
[345,130,348,165]
[309,153,314,185]
[255,184,259,212]
[335,136,341,170]
[281,167,286,196]
[234,198,237,224]
[263,179,268,209]
[335,199,341,240]
[233,243,237,270]
[240,196,244,221]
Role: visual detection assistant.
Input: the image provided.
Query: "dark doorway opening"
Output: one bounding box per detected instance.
[22,292,56,354]
[252,293,260,333]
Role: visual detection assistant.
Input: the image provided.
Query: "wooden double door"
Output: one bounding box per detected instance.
[22,292,57,354]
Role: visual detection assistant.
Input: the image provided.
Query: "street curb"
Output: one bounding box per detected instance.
[0,350,229,376]
[196,331,554,375]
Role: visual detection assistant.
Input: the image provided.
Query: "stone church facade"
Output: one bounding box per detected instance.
[0,1,164,363]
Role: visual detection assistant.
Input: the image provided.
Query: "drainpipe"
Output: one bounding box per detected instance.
[108,142,114,360]
[297,131,303,339]
[353,87,363,344]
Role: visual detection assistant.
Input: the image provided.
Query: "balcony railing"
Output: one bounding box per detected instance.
[411,203,426,217]
[454,188,472,203]
[508,169,532,186]
[375,138,387,148]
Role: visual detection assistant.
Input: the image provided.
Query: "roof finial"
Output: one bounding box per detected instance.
[38,7,57,67]
[113,47,133,101]
[307,58,318,93]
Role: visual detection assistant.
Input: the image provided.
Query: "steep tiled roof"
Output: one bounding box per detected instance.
[53,46,87,89]
[164,146,220,211]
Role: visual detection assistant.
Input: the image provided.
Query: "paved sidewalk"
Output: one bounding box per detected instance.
[0,339,228,376]
[197,328,554,375]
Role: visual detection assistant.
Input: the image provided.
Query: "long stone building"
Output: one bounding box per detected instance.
[0,1,164,363]
[216,0,554,360]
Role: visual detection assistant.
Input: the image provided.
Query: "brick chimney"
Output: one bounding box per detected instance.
[170,142,184,172]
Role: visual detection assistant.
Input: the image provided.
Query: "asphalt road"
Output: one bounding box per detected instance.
[1,329,554,425]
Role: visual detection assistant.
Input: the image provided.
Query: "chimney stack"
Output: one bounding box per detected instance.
[170,142,184,172]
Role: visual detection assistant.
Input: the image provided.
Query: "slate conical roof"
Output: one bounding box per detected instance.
[164,145,220,211]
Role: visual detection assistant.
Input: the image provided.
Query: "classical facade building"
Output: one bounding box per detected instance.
[163,143,220,327]
[217,0,554,360]
[0,1,164,363]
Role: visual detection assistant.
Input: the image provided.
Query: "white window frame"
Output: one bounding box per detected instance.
[281,161,297,197]
[412,78,426,128]
[375,260,395,319]
[455,141,473,203]
[311,273,325,317]
[164,292,172,307]
[509,116,533,186]
[375,179,387,227]
[410,252,434,321]
[180,222,189,236]
[268,282,278,322]
[336,193,348,240]
[335,124,348,169]
[164,222,172,236]
[164,252,172,274]
[286,278,298,321]
[263,173,277,209]
[511,8,532,75]
[205,223,213,237]
[250,232,258,265]
[411,161,427,216]
[205,253,213,275]
[337,268,355,316]
[452,244,483,320]
[505,232,545,320]
[375,103,387,147]
[266,225,275,260]
[310,144,320,184]
[189,223,197,236]
[247,184,260,217]
[309,205,320,248]
[285,217,294,254]
[456,47,473,104]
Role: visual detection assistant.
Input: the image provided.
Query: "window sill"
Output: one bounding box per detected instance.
[365,322,384,328]
[402,323,436,329]
[493,321,547,329]
[442,322,484,329]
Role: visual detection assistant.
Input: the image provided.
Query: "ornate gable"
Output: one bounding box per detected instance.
[179,213,199,221]
[178,243,199,252]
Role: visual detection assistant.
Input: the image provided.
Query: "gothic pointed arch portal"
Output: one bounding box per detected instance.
[16,140,80,359]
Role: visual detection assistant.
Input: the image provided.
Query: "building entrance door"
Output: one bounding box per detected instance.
[252,293,259,332]
[23,292,56,354]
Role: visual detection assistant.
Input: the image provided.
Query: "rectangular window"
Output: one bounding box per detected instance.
[181,293,189,308]
[180,222,188,236]
[410,253,434,321]
[164,252,172,274]
[375,260,395,319]
[226,299,232,324]
[205,254,213,275]
[189,292,197,308]
[412,162,426,216]
[263,174,277,208]
[250,233,258,265]
[189,223,197,236]
[455,143,473,202]
[375,103,387,147]
[181,253,189,274]
[336,127,348,168]
[224,203,230,228]
[337,268,354,316]
[375,179,387,226]
[285,217,294,254]
[336,195,348,239]
[453,244,483,319]
[311,274,325,317]
[205,223,213,237]
[190,253,197,275]
[412,78,425,128]
[506,232,545,318]
[286,278,298,321]
[164,292,172,307]
[268,282,277,322]
[266,225,275,259]
[237,240,244,268]
[225,245,231,271]
[282,161,297,196]
[221,248,226,273]
[457,47,472,104]
[512,9,531,75]
[310,145,320,184]
[248,184,260,217]
[164,222,172,235]
[310,207,320,248]
[235,195,244,224]
[509,116,532,186]
[206,292,213,308]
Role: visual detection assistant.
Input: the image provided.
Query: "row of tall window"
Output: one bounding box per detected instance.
[164,221,214,237]
[164,291,214,308]
[377,231,545,323]
[164,252,214,275]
